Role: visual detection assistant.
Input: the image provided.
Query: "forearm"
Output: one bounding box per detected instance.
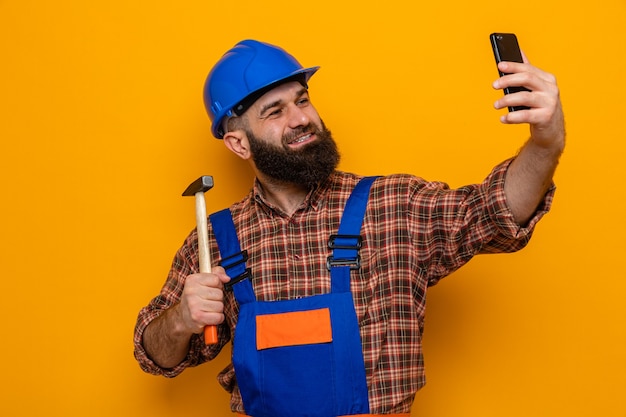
[505,135,563,225]
[142,303,195,369]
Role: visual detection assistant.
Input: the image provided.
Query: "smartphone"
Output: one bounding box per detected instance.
[490,32,530,111]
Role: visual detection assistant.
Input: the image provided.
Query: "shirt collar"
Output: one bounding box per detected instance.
[251,173,337,217]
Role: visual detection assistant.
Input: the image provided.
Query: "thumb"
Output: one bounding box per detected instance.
[211,265,232,284]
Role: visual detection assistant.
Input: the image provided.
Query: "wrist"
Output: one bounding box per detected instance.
[169,302,198,337]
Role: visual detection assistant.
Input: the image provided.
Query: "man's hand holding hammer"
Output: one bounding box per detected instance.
[142,266,231,369]
[142,175,231,368]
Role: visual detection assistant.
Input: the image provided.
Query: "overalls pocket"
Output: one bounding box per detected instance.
[256,308,336,415]
[234,294,368,417]
[260,343,336,414]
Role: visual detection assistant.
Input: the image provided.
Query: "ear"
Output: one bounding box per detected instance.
[223,130,251,160]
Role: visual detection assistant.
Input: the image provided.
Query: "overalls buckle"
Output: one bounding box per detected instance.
[223,268,251,291]
[219,249,248,269]
[326,254,361,270]
[328,234,363,249]
[219,249,251,291]
[327,234,363,270]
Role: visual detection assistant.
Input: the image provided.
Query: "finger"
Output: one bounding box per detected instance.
[189,307,225,330]
[183,286,226,328]
[497,95,558,126]
[499,108,532,124]
[202,310,226,326]
[203,285,226,302]
[211,266,232,285]
[497,61,556,87]
[494,73,557,101]
[181,274,226,315]
[494,90,535,111]
[198,291,227,326]
[188,272,227,290]
[180,296,221,333]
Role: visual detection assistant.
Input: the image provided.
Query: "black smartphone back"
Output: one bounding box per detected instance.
[490,33,530,111]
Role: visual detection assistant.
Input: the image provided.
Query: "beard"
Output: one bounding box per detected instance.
[247,121,340,187]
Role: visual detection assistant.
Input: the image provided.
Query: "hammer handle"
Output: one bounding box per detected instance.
[195,192,218,345]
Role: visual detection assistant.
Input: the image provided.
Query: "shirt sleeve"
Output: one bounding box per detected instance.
[133,231,229,377]
[406,158,555,286]
[480,157,555,248]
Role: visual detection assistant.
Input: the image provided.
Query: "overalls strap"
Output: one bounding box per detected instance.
[209,208,255,304]
[328,176,378,293]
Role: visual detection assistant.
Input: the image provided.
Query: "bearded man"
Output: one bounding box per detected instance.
[134,39,565,417]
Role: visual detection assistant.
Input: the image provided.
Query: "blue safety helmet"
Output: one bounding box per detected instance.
[203,40,320,139]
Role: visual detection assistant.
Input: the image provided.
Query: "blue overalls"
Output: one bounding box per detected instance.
[209,177,377,417]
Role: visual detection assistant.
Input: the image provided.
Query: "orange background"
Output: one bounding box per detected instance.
[1,1,625,416]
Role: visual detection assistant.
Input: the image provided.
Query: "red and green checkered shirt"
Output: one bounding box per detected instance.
[134,159,554,414]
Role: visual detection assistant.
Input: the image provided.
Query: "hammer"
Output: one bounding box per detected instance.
[182,175,218,345]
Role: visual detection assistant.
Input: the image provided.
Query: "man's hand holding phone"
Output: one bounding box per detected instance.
[490,33,565,150]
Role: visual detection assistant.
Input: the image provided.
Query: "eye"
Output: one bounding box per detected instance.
[297,93,311,106]
[268,108,283,117]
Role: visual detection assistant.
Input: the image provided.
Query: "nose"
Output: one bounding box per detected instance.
[287,103,310,129]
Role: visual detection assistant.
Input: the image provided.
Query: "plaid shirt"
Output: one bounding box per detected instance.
[134,159,554,414]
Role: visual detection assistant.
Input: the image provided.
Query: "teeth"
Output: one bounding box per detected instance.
[292,134,311,144]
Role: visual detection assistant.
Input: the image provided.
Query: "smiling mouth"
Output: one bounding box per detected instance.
[287,133,314,145]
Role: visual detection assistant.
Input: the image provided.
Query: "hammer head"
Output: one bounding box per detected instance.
[182,175,214,196]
